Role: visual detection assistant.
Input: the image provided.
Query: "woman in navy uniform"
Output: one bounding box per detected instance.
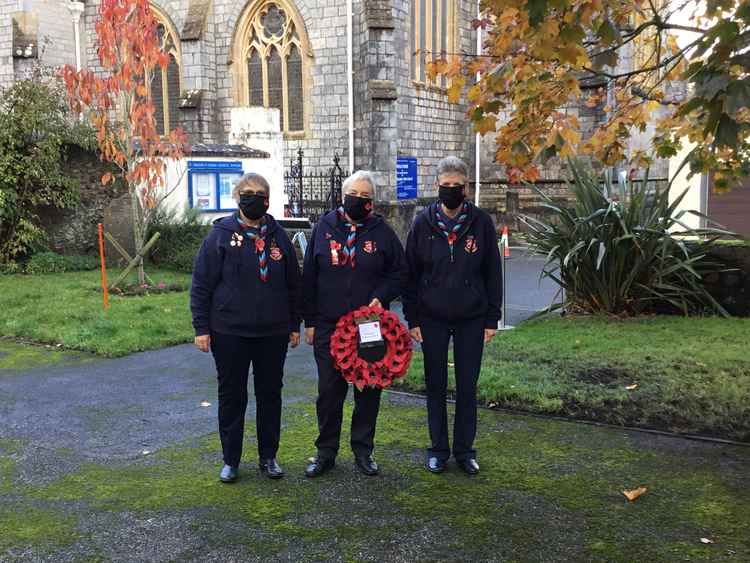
[191,173,301,483]
[302,171,405,477]
[403,157,502,475]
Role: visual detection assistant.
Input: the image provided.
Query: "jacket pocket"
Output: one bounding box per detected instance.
[214,285,237,312]
[254,288,291,330]
[419,280,486,321]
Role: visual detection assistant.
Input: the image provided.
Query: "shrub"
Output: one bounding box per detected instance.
[520,161,736,316]
[148,205,211,273]
[23,252,99,274]
[0,77,94,263]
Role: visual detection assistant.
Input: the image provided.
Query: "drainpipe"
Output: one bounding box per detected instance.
[474,0,481,206]
[68,1,85,71]
[347,0,354,174]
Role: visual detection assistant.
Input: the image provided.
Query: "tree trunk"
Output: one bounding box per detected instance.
[130,186,146,285]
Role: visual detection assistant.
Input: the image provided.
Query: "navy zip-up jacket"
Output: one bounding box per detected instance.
[403,201,502,329]
[302,209,405,327]
[190,212,301,338]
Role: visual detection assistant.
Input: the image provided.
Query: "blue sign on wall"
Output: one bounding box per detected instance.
[396,156,418,200]
[188,160,243,170]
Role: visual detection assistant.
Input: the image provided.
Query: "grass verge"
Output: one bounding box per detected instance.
[0,269,192,357]
[397,315,750,442]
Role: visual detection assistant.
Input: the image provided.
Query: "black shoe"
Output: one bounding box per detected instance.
[354,455,379,476]
[457,458,480,475]
[304,456,335,478]
[219,464,238,483]
[425,456,446,474]
[259,458,284,479]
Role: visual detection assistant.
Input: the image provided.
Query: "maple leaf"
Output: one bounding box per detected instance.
[622,486,648,502]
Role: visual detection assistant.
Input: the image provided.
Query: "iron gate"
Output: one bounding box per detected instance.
[284,149,343,223]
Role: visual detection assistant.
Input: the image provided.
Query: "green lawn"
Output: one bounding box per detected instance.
[397,316,750,442]
[0,269,193,357]
[2,271,749,441]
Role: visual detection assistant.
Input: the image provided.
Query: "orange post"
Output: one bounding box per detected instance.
[98,223,110,310]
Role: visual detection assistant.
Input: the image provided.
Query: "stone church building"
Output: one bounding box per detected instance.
[1,0,485,209]
[2,0,748,239]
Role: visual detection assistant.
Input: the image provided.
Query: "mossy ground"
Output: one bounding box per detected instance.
[0,340,93,372]
[1,398,748,561]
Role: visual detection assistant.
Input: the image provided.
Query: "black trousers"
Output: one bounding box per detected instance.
[313,323,382,460]
[210,331,289,466]
[420,316,485,462]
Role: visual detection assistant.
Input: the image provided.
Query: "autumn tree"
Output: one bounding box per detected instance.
[61,0,189,284]
[431,0,750,188]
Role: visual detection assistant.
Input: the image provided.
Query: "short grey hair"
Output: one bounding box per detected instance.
[436,156,468,181]
[232,172,270,200]
[342,170,378,200]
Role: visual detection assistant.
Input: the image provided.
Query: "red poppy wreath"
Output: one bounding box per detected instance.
[330,305,413,390]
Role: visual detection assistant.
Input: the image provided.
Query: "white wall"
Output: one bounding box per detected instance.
[159,154,282,224]
[666,1,708,231]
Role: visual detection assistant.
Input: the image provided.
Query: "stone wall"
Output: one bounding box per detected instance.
[0,0,19,88]
[38,147,131,257]
[392,0,475,199]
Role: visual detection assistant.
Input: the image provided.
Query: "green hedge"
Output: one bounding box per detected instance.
[0,251,99,275]
[148,222,211,273]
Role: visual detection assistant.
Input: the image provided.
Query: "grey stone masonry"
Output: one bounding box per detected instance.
[0,0,482,201]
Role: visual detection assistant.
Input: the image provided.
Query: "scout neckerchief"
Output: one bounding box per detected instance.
[337,207,364,268]
[435,202,468,263]
[236,216,269,282]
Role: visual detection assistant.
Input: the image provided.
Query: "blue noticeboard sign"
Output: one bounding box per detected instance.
[187,160,244,212]
[396,156,418,200]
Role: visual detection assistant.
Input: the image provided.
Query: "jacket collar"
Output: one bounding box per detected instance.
[425,200,476,240]
[319,208,383,237]
[212,212,280,237]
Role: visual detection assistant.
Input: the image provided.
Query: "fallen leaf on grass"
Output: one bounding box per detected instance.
[200,401,211,407]
[625,384,638,390]
[622,486,648,501]
[700,538,714,544]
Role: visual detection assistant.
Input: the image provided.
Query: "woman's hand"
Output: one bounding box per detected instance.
[289,332,300,348]
[484,329,496,344]
[305,327,315,345]
[369,297,382,309]
[410,327,423,343]
[195,335,210,353]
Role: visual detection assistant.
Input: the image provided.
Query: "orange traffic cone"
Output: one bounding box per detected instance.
[501,226,510,257]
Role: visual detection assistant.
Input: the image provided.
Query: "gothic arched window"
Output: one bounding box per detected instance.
[232,1,311,135]
[149,6,182,136]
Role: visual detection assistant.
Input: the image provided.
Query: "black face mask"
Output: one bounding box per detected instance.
[239,193,268,220]
[343,194,373,222]
[438,185,465,210]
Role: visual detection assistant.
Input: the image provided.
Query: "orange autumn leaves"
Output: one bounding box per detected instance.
[425,0,701,183]
[60,0,188,203]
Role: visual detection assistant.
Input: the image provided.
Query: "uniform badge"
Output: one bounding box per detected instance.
[330,240,341,265]
[270,245,283,261]
[464,236,478,254]
[363,240,376,254]
[230,232,243,247]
